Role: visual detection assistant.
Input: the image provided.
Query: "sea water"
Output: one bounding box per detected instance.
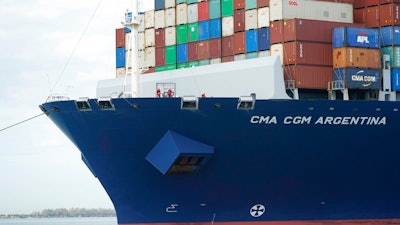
[0,217,117,225]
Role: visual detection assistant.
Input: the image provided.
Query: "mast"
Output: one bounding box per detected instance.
[122,0,142,97]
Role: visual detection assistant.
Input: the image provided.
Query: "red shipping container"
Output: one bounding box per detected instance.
[198,40,210,60]
[155,47,165,66]
[275,42,333,66]
[233,32,246,55]
[283,19,363,43]
[116,28,125,48]
[222,56,234,63]
[234,0,245,9]
[198,1,209,21]
[209,38,222,58]
[353,8,366,24]
[284,65,334,90]
[188,42,198,61]
[365,6,380,28]
[270,20,284,44]
[155,28,165,47]
[257,0,269,7]
[366,0,379,6]
[222,36,234,56]
[380,4,400,26]
[353,0,365,8]
[234,9,245,33]
[380,0,400,3]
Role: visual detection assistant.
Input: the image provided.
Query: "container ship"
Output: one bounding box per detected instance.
[40,0,400,225]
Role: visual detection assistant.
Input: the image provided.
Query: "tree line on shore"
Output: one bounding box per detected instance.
[0,208,116,218]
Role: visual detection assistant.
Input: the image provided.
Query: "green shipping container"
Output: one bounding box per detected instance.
[221,0,234,17]
[187,0,197,3]
[166,45,177,65]
[382,46,400,68]
[209,0,221,19]
[246,52,258,59]
[245,0,257,9]
[165,64,177,71]
[188,61,199,67]
[177,25,188,44]
[176,0,186,4]
[188,23,199,42]
[156,66,166,72]
[177,63,188,69]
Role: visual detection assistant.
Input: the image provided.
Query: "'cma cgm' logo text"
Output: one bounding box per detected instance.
[288,0,298,6]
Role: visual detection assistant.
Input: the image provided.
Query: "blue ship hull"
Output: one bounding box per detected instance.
[40,98,400,225]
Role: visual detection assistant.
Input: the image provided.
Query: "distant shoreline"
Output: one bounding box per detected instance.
[0,208,116,219]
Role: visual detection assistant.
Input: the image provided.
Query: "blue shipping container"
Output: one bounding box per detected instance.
[246,30,258,53]
[333,27,380,49]
[198,20,210,41]
[155,0,165,10]
[391,69,400,91]
[177,44,188,63]
[116,47,126,68]
[334,68,381,90]
[258,27,270,51]
[209,18,222,39]
[380,26,400,47]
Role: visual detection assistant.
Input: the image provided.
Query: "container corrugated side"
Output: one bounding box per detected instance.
[198,40,210,60]
[246,0,257,10]
[222,36,234,56]
[145,47,156,67]
[258,27,270,50]
[165,0,175,8]
[116,47,126,68]
[234,9,245,33]
[270,20,283,44]
[380,3,400,27]
[209,0,221,19]
[144,10,155,28]
[380,26,400,46]
[155,0,164,11]
[165,27,176,46]
[209,38,222,58]
[269,0,353,23]
[271,42,333,66]
[155,47,166,66]
[334,68,381,90]
[233,32,246,54]
[138,32,145,50]
[245,9,258,30]
[391,68,400,90]
[234,0,245,9]
[283,19,364,43]
[177,43,188,63]
[188,3,198,23]
[365,6,380,28]
[198,1,209,21]
[333,47,381,69]
[154,10,165,29]
[188,22,199,42]
[116,67,126,78]
[210,18,222,38]
[165,8,176,27]
[188,42,198,61]
[283,65,334,89]
[116,28,125,48]
[176,4,188,25]
[222,0,234,17]
[222,16,234,36]
[382,46,400,68]
[176,24,188,44]
[145,28,155,47]
[198,20,210,41]
[155,28,165,47]
[246,30,258,52]
[165,45,177,65]
[257,7,269,28]
[332,27,380,49]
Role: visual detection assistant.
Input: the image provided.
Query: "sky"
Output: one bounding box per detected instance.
[0,0,152,214]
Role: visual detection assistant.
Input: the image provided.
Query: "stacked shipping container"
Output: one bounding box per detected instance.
[269,0,354,89]
[114,0,400,95]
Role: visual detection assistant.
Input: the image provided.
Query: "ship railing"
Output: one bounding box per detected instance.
[46,94,70,103]
[328,80,345,90]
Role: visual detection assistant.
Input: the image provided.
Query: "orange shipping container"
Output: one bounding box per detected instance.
[380,3,400,26]
[333,47,381,69]
[116,28,125,48]
[284,65,334,90]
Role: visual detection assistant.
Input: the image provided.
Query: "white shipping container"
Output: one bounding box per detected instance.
[145,47,156,67]
[116,67,126,78]
[257,7,269,28]
[269,0,353,23]
[234,54,246,61]
[137,50,146,69]
[165,27,176,46]
[138,32,145,50]
[188,3,198,23]
[165,0,176,8]
[245,9,258,30]
[138,14,145,32]
[176,4,188,25]
[145,28,155,47]
[270,44,283,65]
[210,58,222,64]
[165,8,176,27]
[144,10,155,28]
[154,10,165,29]
[222,16,234,36]
[258,50,271,57]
